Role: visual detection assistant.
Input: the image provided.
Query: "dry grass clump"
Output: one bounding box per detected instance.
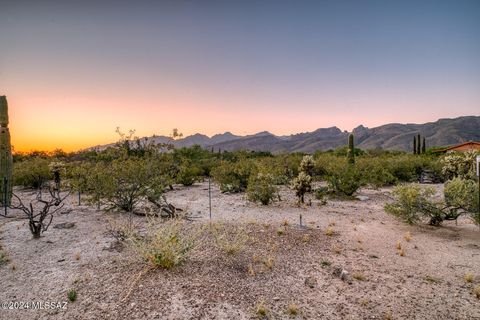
[395,241,405,256]
[321,260,331,267]
[359,299,369,307]
[255,300,268,318]
[352,272,366,281]
[333,244,343,254]
[0,245,9,266]
[473,286,480,299]
[286,303,299,316]
[281,219,290,226]
[211,223,249,256]
[106,216,140,242]
[396,241,402,250]
[74,252,81,260]
[302,234,310,243]
[129,220,196,269]
[464,273,475,283]
[404,232,412,242]
[325,227,334,236]
[277,227,286,236]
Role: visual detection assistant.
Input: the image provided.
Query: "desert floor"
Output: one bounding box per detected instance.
[0,182,479,320]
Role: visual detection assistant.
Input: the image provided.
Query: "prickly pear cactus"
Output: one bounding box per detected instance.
[0,96,13,205]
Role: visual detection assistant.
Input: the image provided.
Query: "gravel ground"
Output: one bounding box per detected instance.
[0,182,479,320]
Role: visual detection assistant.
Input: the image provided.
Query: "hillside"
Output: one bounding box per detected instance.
[91,116,480,153]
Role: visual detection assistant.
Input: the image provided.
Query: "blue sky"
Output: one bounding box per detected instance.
[0,0,479,150]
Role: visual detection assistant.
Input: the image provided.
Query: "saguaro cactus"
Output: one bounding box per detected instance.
[348,134,355,164]
[0,96,12,205]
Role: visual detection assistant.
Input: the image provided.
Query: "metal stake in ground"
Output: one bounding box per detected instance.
[477,155,480,224]
[208,176,212,219]
[3,177,7,216]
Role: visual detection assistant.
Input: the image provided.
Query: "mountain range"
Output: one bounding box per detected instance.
[93,116,480,153]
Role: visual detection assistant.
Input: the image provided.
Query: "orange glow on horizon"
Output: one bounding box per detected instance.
[6,89,477,153]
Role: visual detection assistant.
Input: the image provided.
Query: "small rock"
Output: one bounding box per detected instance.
[333,266,351,282]
[305,276,317,288]
[340,270,349,281]
[53,222,75,229]
[356,195,369,201]
[57,259,65,262]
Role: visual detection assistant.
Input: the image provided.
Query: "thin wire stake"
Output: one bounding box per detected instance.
[3,177,7,216]
[208,176,212,219]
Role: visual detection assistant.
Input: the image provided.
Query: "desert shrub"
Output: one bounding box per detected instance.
[247,172,279,205]
[314,186,329,204]
[8,186,70,238]
[385,184,442,225]
[291,172,312,203]
[13,157,51,189]
[444,177,479,224]
[326,163,364,196]
[442,151,478,180]
[176,162,203,186]
[85,157,166,212]
[129,220,195,269]
[357,158,397,188]
[444,177,478,212]
[211,159,256,193]
[278,154,303,180]
[388,155,425,182]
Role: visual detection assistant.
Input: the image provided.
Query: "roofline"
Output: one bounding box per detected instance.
[432,141,480,153]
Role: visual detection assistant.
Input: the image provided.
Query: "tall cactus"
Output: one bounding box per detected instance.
[0,96,12,206]
[348,133,355,164]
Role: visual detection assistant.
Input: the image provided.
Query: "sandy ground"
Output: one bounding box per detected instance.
[0,182,479,320]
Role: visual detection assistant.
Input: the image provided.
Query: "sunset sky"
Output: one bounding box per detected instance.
[1,0,479,152]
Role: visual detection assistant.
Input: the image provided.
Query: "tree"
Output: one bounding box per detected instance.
[413,136,417,155]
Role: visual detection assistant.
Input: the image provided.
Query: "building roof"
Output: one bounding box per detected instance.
[434,141,480,153]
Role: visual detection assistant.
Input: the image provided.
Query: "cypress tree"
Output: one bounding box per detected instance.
[417,134,421,155]
[422,137,426,154]
[413,136,417,154]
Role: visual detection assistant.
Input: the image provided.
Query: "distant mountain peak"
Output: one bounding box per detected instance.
[90,116,480,153]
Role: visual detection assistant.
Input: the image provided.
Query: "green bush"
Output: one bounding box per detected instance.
[444,177,479,223]
[176,163,203,186]
[13,157,51,189]
[385,184,439,224]
[247,172,279,205]
[326,163,364,196]
[84,157,166,212]
[357,158,397,188]
[211,159,256,193]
